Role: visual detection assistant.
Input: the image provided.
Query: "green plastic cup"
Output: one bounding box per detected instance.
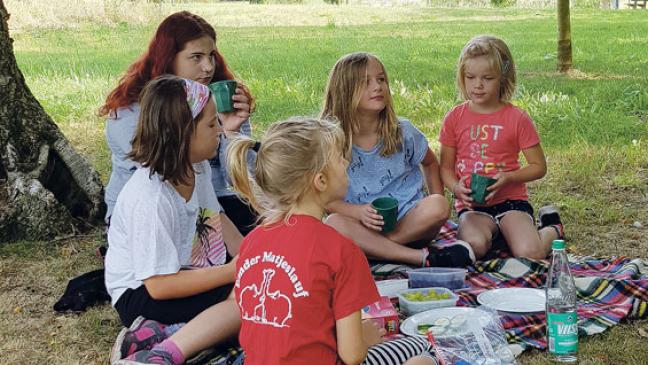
[208,80,237,113]
[470,173,497,205]
[371,197,399,233]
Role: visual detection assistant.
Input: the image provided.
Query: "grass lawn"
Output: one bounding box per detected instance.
[2,1,648,364]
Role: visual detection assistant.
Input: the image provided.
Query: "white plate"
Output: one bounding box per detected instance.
[477,288,546,313]
[375,279,409,298]
[400,307,493,338]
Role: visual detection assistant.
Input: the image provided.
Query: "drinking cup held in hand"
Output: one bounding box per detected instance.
[208,80,237,113]
[371,197,399,233]
[470,173,497,205]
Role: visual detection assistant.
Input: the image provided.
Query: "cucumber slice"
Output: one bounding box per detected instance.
[428,326,447,336]
[434,317,450,327]
[450,314,466,328]
[417,324,433,335]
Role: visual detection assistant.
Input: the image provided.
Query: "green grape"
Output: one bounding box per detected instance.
[403,289,452,302]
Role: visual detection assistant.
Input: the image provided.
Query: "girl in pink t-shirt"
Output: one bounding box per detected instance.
[439,36,564,261]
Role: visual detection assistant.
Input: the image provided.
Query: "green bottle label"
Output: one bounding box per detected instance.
[547,312,578,355]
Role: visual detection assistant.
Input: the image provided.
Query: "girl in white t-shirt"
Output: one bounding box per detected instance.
[107,76,242,364]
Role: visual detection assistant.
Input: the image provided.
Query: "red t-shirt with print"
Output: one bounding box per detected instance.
[439,102,541,212]
[234,214,380,365]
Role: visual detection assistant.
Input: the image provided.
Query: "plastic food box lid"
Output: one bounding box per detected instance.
[397,287,459,315]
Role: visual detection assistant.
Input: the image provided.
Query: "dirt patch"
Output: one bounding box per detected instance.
[522,69,636,80]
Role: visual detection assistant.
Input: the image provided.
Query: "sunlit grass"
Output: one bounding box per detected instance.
[4,2,648,364]
[15,14,648,196]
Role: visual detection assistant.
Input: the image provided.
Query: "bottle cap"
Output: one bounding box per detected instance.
[552,239,566,250]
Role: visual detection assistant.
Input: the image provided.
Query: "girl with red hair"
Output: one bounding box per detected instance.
[100,10,257,237]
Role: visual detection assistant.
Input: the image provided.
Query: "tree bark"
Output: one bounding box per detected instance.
[557,0,573,72]
[0,0,106,242]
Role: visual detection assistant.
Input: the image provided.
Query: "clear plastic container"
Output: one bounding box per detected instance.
[407,267,466,290]
[397,287,458,315]
[376,279,409,298]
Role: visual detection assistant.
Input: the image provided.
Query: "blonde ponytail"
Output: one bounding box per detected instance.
[227,117,345,226]
[226,136,261,213]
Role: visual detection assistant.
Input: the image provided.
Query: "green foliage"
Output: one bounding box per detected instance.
[12,9,647,182]
[490,0,516,7]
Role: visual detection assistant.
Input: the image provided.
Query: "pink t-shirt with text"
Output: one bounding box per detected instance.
[439,102,541,212]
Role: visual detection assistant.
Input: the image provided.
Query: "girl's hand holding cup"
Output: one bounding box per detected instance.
[210,82,251,133]
[452,175,473,207]
[219,87,251,133]
[484,171,512,202]
[355,204,384,232]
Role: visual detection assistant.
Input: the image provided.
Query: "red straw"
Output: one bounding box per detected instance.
[426,330,447,365]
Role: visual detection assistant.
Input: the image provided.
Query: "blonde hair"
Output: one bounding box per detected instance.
[227,117,345,225]
[321,52,401,158]
[457,35,516,102]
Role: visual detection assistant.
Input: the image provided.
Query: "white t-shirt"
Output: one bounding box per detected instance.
[105,161,222,305]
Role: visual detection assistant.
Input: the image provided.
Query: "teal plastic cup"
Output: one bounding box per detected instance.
[470,173,497,204]
[208,80,237,113]
[371,197,399,233]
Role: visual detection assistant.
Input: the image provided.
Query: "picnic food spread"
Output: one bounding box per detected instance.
[391,267,526,364]
[366,240,648,365]
[415,314,467,335]
[398,287,458,315]
[400,306,517,364]
[364,245,592,365]
[402,289,452,302]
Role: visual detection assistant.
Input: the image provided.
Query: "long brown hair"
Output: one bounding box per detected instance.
[128,75,200,186]
[320,52,401,158]
[99,11,253,116]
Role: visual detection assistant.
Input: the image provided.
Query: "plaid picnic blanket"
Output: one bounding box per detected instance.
[189,221,648,363]
[186,345,242,365]
[370,221,648,354]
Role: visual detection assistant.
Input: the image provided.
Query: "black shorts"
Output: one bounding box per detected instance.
[114,282,233,327]
[218,195,258,236]
[458,199,534,226]
[114,253,235,327]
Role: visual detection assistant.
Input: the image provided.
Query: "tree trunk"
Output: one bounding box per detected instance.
[557,0,573,72]
[0,0,106,242]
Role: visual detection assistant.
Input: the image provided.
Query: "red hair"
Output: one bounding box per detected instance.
[99,11,253,116]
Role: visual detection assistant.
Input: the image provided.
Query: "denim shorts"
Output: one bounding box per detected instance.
[458,200,535,226]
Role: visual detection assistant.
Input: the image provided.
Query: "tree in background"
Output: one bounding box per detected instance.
[0,0,105,242]
[557,0,573,72]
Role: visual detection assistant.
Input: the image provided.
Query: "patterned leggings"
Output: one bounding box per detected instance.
[228,336,436,365]
[363,336,437,365]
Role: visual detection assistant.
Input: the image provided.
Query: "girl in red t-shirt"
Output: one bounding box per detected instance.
[439,35,564,261]
[227,118,436,365]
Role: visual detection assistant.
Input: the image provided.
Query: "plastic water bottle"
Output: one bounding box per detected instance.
[545,239,578,363]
